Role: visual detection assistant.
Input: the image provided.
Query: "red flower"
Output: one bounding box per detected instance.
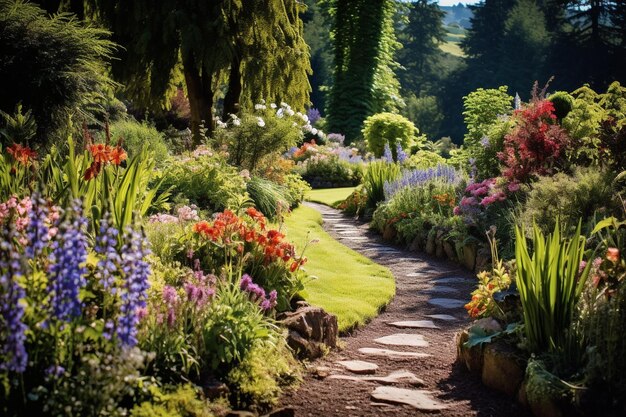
[6,143,37,165]
[109,146,127,165]
[606,247,620,263]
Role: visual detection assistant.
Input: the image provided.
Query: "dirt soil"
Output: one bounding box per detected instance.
[278,203,530,417]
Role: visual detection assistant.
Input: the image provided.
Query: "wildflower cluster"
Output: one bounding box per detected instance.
[585,247,625,298]
[383,164,462,200]
[453,178,519,221]
[464,263,512,319]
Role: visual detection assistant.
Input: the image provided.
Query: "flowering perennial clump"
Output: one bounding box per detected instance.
[383,164,463,200]
[84,142,128,180]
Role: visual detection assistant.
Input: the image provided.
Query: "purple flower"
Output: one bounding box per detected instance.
[240,274,253,291]
[383,165,462,200]
[163,285,179,305]
[25,194,50,259]
[480,136,490,148]
[116,228,151,347]
[306,108,321,125]
[95,216,121,290]
[0,223,28,372]
[327,133,345,144]
[45,364,65,379]
[382,143,394,163]
[396,143,408,163]
[47,200,88,322]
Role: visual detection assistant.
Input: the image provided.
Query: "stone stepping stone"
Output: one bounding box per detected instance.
[387,320,439,329]
[329,370,425,386]
[336,360,378,375]
[341,236,369,241]
[358,347,431,359]
[422,286,459,294]
[374,333,429,347]
[406,272,429,277]
[371,386,448,412]
[338,230,360,234]
[427,298,466,309]
[425,314,458,321]
[432,277,471,284]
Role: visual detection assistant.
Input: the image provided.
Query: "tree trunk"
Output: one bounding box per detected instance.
[183,52,214,147]
[222,56,242,120]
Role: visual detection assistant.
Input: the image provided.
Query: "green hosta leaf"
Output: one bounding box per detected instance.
[465,325,501,348]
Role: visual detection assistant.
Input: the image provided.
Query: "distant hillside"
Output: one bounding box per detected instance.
[440,4,473,29]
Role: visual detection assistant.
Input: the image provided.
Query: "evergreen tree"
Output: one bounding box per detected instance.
[397,0,446,94]
[302,0,333,113]
[498,0,550,96]
[327,0,401,143]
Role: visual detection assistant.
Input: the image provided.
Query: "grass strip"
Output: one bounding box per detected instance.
[281,205,395,333]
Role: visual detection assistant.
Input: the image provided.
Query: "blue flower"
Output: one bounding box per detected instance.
[47,200,88,322]
[396,143,408,164]
[0,224,28,373]
[25,194,50,260]
[95,216,121,290]
[116,228,151,347]
[382,143,394,163]
[383,164,462,200]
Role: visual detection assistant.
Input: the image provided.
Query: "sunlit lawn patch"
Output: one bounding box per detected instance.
[305,187,356,207]
[281,205,395,332]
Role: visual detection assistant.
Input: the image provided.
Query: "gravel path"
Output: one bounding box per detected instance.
[279,202,530,417]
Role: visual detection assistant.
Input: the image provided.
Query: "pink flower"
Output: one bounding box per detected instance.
[162,285,179,305]
[136,307,148,320]
[507,182,520,192]
[453,206,461,216]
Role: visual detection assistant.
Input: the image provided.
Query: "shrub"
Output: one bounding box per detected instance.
[214,103,309,173]
[0,0,115,144]
[402,94,443,139]
[547,91,574,121]
[519,167,614,235]
[298,155,362,188]
[498,98,570,183]
[362,112,421,159]
[462,86,513,149]
[158,148,248,212]
[106,119,170,166]
[404,150,446,170]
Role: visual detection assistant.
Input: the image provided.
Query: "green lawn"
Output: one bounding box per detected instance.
[305,187,356,207]
[440,41,465,57]
[281,205,395,333]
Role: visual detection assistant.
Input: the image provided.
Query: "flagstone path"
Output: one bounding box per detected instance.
[279,203,530,417]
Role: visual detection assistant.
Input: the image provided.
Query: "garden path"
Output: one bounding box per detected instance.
[279,202,530,417]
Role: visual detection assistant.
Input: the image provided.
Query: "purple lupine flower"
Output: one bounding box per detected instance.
[306,108,321,125]
[45,365,65,379]
[116,228,151,347]
[48,200,88,322]
[95,216,121,290]
[382,143,394,163]
[25,194,50,259]
[396,143,408,164]
[0,223,28,372]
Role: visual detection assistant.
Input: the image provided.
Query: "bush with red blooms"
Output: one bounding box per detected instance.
[189,207,307,311]
[498,99,570,183]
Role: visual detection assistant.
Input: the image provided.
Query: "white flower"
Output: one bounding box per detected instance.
[286,108,295,116]
[281,102,289,108]
[300,113,309,122]
[311,128,318,135]
[229,113,239,120]
[217,120,227,129]
[270,103,277,109]
[254,103,267,110]
[232,119,241,126]
[276,108,284,118]
[257,117,265,127]
[292,122,298,127]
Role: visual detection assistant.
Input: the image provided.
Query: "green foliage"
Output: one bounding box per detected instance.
[520,168,615,235]
[404,150,446,170]
[282,174,311,208]
[473,116,513,180]
[362,161,401,209]
[158,150,248,212]
[514,221,591,357]
[131,385,219,417]
[0,104,37,145]
[215,110,303,173]
[547,91,574,121]
[326,0,402,142]
[462,86,513,148]
[298,155,363,188]
[246,176,289,219]
[362,112,420,158]
[107,119,170,167]
[226,337,300,411]
[0,0,116,144]
[402,95,443,140]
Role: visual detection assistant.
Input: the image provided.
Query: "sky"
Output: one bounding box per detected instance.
[436,0,479,6]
